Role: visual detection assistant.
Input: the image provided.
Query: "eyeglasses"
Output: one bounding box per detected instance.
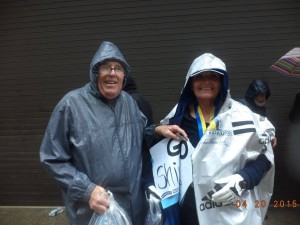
[99,66,125,76]
[193,73,220,81]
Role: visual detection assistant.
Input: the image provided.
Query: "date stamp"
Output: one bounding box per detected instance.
[273,200,297,208]
[236,200,297,208]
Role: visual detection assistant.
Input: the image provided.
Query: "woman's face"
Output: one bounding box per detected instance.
[191,71,221,102]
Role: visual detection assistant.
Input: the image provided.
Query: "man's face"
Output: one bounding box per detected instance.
[97,61,125,99]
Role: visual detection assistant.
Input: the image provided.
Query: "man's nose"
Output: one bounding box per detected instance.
[108,68,117,75]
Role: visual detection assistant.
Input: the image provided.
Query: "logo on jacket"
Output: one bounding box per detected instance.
[199,184,233,211]
[206,119,233,136]
[199,184,222,211]
[207,118,221,131]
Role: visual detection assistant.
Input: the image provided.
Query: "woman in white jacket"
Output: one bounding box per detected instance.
[161,53,275,225]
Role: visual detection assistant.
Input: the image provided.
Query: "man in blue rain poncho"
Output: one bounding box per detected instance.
[149,53,275,225]
[239,79,271,117]
[238,79,277,148]
[40,41,187,225]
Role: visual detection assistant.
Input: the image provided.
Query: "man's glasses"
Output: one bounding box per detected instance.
[99,66,125,76]
[193,73,220,81]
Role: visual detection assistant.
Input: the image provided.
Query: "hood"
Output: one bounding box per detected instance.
[169,53,229,125]
[245,79,271,102]
[89,41,130,94]
[123,76,137,94]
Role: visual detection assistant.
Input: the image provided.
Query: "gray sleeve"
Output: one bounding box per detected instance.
[40,101,94,203]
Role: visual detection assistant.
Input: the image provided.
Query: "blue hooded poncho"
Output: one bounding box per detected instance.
[40,41,147,225]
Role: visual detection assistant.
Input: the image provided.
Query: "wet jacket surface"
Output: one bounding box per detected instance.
[40,41,147,225]
[161,54,274,225]
[239,79,271,117]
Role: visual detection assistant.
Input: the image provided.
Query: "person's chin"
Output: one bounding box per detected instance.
[101,89,120,99]
[198,92,216,99]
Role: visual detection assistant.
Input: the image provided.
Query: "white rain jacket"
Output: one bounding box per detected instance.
[192,95,275,225]
[161,54,275,225]
[40,41,148,225]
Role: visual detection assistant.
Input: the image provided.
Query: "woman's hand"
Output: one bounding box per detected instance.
[155,124,188,141]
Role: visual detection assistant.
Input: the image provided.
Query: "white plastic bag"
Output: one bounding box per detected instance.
[88,190,132,225]
[144,194,163,225]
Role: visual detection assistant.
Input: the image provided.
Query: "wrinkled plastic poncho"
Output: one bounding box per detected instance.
[157,53,275,225]
[192,95,275,225]
[40,41,147,225]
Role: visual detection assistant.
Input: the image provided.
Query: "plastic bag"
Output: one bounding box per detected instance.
[88,190,132,225]
[144,194,163,225]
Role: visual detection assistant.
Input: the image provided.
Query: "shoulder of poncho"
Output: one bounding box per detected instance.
[232,100,275,131]
[59,86,86,103]
[120,91,136,104]
[231,99,253,113]
[51,86,90,113]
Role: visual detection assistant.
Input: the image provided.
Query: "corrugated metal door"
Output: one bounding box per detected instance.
[0,0,300,205]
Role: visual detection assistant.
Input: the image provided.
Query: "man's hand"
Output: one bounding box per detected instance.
[89,186,109,214]
[212,174,245,205]
[155,125,188,141]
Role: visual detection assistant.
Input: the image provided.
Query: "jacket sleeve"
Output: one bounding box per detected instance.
[237,154,271,190]
[39,101,96,203]
[143,124,164,149]
[141,124,165,190]
[238,115,275,190]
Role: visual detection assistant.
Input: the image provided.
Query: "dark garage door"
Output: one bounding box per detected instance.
[0,0,300,206]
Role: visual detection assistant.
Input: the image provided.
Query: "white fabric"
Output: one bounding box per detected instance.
[185,53,226,83]
[192,95,275,225]
[160,104,177,125]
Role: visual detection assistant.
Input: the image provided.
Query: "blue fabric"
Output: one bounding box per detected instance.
[237,154,272,189]
[163,203,181,225]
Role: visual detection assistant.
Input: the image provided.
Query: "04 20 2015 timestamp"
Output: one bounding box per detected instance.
[236,200,297,208]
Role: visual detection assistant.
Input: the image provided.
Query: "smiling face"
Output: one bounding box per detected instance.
[97,61,125,99]
[191,71,221,103]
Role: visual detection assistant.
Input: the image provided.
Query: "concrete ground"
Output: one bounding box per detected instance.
[0,205,299,225]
